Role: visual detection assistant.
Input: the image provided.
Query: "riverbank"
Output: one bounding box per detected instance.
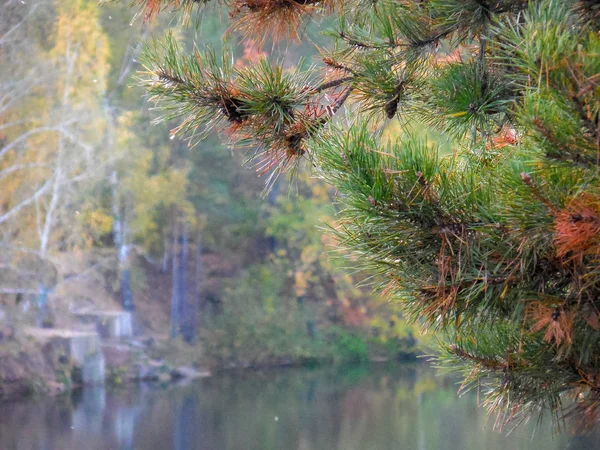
[0,256,423,402]
[2,362,595,450]
[0,326,421,402]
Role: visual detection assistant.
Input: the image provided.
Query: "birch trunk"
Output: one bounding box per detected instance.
[170,222,180,339]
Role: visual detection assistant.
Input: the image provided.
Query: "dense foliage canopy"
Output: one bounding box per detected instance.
[135,0,600,431]
[2,0,412,373]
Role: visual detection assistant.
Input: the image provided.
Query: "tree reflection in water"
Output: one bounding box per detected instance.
[0,364,598,450]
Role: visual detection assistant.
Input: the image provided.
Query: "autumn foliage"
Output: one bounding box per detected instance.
[137,0,600,433]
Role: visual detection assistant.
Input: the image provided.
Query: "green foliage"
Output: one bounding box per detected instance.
[198,248,417,366]
[198,263,327,366]
[333,330,369,363]
[424,61,515,139]
[142,34,237,141]
[137,0,600,432]
[235,58,314,133]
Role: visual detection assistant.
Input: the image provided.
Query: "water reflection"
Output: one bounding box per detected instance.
[0,364,598,450]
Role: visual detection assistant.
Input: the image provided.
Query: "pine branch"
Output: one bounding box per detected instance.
[449,344,513,371]
[570,94,600,161]
[313,76,354,93]
[135,0,600,431]
[325,86,353,117]
[520,172,557,212]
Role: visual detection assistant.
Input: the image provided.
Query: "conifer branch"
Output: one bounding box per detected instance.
[570,94,600,160]
[326,86,353,117]
[313,76,354,93]
[520,172,557,212]
[449,345,514,371]
[136,0,600,431]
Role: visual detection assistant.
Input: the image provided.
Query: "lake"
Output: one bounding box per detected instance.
[0,363,598,450]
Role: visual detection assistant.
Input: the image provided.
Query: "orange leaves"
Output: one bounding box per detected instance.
[138,0,164,21]
[527,302,574,347]
[247,117,310,176]
[554,193,600,263]
[137,0,338,43]
[525,193,600,349]
[339,303,368,327]
[229,0,318,44]
[250,87,350,176]
[434,48,463,66]
[417,241,462,327]
[135,0,196,22]
[293,270,308,297]
[486,126,518,150]
[235,40,267,69]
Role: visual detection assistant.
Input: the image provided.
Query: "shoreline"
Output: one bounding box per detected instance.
[0,346,421,403]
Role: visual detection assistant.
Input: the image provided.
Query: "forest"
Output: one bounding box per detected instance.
[2,0,600,441]
[0,0,419,399]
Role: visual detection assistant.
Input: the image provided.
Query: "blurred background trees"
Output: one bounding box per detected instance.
[0,0,416,374]
[135,0,600,432]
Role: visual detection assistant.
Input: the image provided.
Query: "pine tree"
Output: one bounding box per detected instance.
[134,0,600,431]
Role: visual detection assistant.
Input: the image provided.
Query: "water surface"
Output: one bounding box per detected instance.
[0,363,598,450]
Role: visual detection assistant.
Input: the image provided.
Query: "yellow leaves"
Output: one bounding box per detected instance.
[369,314,412,342]
[445,111,468,118]
[75,208,114,248]
[413,378,438,396]
[310,180,330,200]
[263,295,275,315]
[51,0,110,104]
[87,209,113,235]
[293,248,318,296]
[300,246,318,265]
[293,270,308,297]
[129,167,191,231]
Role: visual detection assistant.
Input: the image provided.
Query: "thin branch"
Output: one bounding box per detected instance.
[0,119,37,132]
[0,126,56,160]
[0,163,47,181]
[0,177,53,225]
[116,26,150,87]
[449,345,513,371]
[0,3,44,47]
[325,86,354,118]
[570,94,600,161]
[56,127,95,154]
[313,76,354,93]
[61,155,119,185]
[34,194,43,242]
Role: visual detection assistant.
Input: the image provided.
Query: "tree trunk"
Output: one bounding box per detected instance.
[179,222,193,342]
[35,39,78,324]
[39,40,77,257]
[111,171,133,311]
[181,232,201,343]
[170,222,180,339]
[194,231,203,313]
[179,222,188,317]
[120,267,134,312]
[161,232,169,273]
[267,179,281,252]
[35,282,50,328]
